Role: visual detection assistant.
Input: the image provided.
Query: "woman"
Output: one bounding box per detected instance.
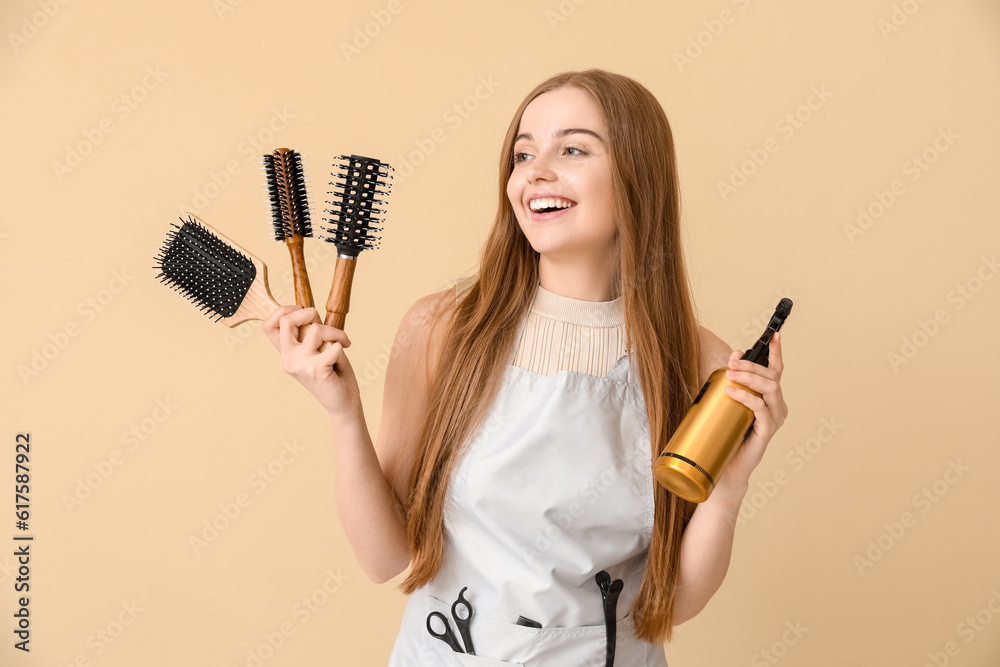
[263,69,787,665]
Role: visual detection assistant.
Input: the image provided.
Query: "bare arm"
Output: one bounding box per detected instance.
[262,290,454,583]
[671,327,788,624]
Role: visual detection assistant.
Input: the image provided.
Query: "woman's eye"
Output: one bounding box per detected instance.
[566,146,586,156]
[512,151,533,164]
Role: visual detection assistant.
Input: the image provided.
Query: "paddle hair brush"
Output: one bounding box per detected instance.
[653,298,793,502]
[321,154,393,329]
[153,213,281,326]
[262,147,315,308]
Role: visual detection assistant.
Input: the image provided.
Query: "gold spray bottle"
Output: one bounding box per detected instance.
[653,298,793,503]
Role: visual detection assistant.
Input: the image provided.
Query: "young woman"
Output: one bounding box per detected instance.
[263,69,787,666]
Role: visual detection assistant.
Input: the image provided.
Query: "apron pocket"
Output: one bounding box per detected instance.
[419,593,535,666]
[449,654,525,667]
[536,622,607,666]
[417,591,642,666]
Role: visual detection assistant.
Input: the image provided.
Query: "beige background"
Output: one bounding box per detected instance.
[2,0,999,665]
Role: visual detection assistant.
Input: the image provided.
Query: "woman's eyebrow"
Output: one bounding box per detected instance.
[557,128,605,143]
[513,128,605,144]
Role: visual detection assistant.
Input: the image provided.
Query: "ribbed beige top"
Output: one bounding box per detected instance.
[456,277,627,378]
[513,282,627,377]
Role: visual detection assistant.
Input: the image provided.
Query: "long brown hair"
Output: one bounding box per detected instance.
[400,69,701,644]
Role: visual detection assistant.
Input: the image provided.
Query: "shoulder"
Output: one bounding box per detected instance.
[401,288,456,330]
[401,286,459,337]
[397,286,460,376]
[697,325,733,384]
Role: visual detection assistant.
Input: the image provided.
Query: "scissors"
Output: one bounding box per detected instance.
[425,586,476,655]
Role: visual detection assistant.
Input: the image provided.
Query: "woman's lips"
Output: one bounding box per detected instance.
[529,206,573,221]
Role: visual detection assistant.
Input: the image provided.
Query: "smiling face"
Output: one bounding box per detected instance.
[506,86,617,269]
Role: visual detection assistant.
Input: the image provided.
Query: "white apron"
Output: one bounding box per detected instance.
[388,300,669,667]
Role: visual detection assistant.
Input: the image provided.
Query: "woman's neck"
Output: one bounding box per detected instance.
[537,255,617,301]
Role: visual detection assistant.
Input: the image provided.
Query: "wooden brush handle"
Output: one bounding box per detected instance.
[285,236,315,308]
[323,255,356,330]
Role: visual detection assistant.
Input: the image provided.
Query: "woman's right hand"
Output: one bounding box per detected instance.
[262,305,361,420]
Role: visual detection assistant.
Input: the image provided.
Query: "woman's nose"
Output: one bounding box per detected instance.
[526,153,555,183]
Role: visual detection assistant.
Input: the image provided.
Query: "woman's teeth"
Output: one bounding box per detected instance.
[529,197,575,212]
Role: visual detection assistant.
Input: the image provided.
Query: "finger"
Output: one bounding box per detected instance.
[286,306,322,326]
[300,322,326,347]
[726,378,785,422]
[316,340,344,367]
[300,322,346,350]
[727,379,786,422]
[726,360,779,384]
[263,305,302,335]
[278,309,313,349]
[263,305,303,349]
[724,385,779,435]
[316,327,352,352]
[724,384,770,422]
[769,331,784,379]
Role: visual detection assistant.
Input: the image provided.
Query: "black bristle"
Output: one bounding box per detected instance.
[152,216,256,320]
[322,154,393,259]
[262,149,312,241]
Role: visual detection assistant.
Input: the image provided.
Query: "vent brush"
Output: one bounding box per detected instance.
[262,147,315,307]
[321,154,393,329]
[153,213,281,326]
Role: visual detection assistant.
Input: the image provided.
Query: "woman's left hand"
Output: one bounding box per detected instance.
[713,331,789,499]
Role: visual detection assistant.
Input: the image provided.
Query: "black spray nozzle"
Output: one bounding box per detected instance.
[741,298,793,367]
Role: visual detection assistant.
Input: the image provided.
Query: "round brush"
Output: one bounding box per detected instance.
[320,154,394,330]
[262,147,315,307]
